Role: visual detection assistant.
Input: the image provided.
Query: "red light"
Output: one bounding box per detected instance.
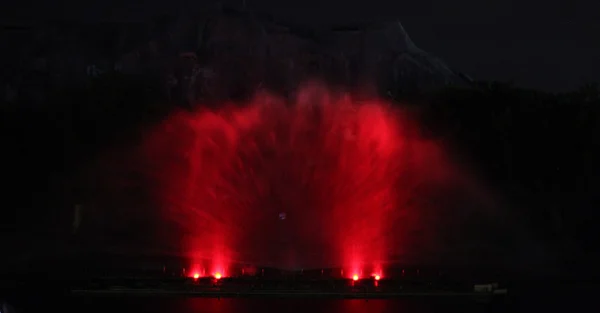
[374,275,381,281]
[214,272,222,279]
[143,85,434,275]
[193,273,200,279]
[352,274,359,281]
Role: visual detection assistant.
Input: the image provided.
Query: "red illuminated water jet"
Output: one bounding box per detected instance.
[140,83,452,275]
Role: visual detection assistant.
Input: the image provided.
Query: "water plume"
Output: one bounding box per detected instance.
[138,83,458,273]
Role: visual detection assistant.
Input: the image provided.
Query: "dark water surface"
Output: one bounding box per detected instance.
[5,281,599,312]
[12,297,501,313]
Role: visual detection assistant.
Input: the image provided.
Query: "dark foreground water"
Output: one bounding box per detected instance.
[4,281,599,313]
[8,296,507,313]
[6,282,600,313]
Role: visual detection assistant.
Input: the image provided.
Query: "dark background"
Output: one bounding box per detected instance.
[1,0,599,277]
[2,0,600,91]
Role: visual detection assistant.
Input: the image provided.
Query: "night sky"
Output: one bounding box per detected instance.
[2,0,600,91]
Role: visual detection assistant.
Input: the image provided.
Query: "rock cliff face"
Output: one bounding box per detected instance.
[1,7,468,106]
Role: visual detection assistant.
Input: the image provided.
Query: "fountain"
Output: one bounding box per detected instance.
[137,83,457,276]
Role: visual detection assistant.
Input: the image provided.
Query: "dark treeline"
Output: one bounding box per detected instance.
[424,82,600,270]
[2,75,599,270]
[1,72,168,235]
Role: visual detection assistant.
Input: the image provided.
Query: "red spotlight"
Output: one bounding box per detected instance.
[193,273,200,279]
[374,275,381,281]
[352,274,359,281]
[214,272,222,280]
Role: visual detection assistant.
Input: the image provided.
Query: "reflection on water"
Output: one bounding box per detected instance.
[191,298,488,313]
[17,297,492,313]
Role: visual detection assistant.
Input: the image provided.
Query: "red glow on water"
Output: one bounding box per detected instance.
[140,83,453,270]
